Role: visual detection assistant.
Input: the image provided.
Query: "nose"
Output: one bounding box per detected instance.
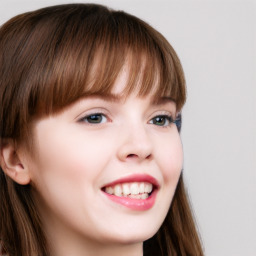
[117,124,153,162]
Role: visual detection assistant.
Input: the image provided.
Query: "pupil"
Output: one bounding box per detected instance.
[89,115,102,123]
[155,117,164,125]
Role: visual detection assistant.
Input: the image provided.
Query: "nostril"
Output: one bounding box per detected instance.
[127,154,137,158]
[126,153,152,160]
[146,154,152,160]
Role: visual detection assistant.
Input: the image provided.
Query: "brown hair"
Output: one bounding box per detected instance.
[0,3,203,256]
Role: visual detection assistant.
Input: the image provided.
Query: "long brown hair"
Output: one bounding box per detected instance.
[0,4,203,256]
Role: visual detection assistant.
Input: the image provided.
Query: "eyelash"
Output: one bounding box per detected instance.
[149,115,174,127]
[79,112,181,129]
[78,113,108,124]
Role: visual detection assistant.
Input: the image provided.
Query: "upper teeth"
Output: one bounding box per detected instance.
[104,182,153,197]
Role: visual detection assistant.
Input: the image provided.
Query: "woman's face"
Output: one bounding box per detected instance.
[25,69,183,248]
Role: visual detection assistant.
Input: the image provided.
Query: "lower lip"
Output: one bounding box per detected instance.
[103,190,157,211]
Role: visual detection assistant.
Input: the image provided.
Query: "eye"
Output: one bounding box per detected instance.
[79,113,107,124]
[149,115,174,127]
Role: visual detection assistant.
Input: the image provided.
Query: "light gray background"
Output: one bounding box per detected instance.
[0,0,255,255]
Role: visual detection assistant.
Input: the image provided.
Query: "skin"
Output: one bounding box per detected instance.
[3,70,183,256]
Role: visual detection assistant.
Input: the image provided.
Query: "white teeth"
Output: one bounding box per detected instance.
[130,182,139,195]
[145,183,153,193]
[141,193,149,199]
[105,186,114,195]
[127,193,149,199]
[114,184,122,197]
[104,182,153,198]
[129,194,140,199]
[139,183,145,193]
[122,183,130,196]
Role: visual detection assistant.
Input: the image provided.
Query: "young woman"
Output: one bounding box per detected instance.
[0,3,203,256]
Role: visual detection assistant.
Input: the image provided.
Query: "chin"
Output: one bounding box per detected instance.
[99,222,160,245]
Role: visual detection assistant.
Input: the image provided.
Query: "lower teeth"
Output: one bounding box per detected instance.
[121,193,149,199]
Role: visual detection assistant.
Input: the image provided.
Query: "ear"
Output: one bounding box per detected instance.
[0,140,31,185]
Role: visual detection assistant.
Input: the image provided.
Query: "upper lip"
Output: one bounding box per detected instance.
[101,174,160,189]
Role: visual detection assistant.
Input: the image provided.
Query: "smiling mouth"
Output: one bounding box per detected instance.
[102,182,154,199]
[101,174,159,210]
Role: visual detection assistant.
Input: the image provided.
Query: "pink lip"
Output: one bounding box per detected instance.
[101,174,159,211]
[102,174,159,188]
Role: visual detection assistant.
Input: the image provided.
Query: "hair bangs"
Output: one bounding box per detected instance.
[26,6,186,118]
[0,4,186,142]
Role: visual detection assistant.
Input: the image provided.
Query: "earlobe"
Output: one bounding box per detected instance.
[0,140,31,185]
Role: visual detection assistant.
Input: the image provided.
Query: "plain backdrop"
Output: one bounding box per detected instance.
[0,0,255,255]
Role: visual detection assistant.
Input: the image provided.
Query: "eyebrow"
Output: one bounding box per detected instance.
[81,93,175,105]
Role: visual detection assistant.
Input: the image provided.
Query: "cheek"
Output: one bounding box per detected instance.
[29,128,109,220]
[31,127,113,190]
[155,132,183,182]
